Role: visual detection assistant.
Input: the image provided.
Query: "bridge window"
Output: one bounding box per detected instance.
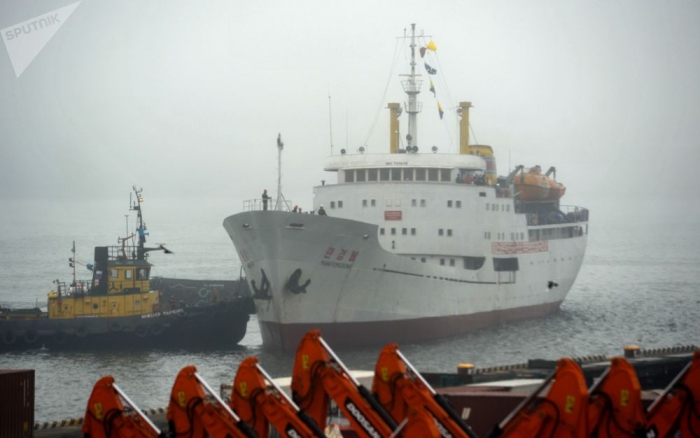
[380,169,390,181]
[357,169,366,182]
[391,168,402,181]
[404,168,414,181]
[440,258,445,266]
[428,169,438,181]
[416,168,426,181]
[450,259,455,267]
[345,170,354,183]
[421,257,426,263]
[441,169,451,181]
[368,169,378,181]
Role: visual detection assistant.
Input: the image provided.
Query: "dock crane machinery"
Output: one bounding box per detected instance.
[167,365,257,438]
[83,376,165,438]
[290,329,440,438]
[230,356,327,438]
[586,357,646,438]
[372,343,479,438]
[487,358,589,438]
[645,350,700,437]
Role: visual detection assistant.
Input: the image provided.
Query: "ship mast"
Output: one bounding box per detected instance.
[275,134,288,211]
[401,23,422,149]
[130,186,147,260]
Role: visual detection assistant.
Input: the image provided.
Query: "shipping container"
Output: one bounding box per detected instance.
[0,370,34,438]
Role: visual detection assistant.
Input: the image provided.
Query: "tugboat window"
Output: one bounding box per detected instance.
[428,169,438,181]
[391,168,401,181]
[125,270,133,280]
[416,168,426,181]
[368,169,378,181]
[110,269,118,278]
[380,169,390,181]
[137,269,148,280]
[345,170,354,183]
[357,169,366,182]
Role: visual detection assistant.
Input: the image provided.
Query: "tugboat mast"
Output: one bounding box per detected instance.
[401,23,423,149]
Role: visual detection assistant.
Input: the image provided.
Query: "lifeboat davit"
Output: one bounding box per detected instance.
[546,178,566,200]
[513,167,550,201]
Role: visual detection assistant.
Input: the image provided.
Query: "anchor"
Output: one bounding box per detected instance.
[286,268,311,294]
[250,268,272,300]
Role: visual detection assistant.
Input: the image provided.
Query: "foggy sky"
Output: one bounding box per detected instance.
[1,0,699,213]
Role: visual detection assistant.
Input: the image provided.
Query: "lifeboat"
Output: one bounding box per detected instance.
[513,166,550,201]
[546,177,566,200]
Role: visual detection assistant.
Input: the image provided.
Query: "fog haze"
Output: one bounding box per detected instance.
[1,0,699,216]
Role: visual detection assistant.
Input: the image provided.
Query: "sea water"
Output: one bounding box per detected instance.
[0,195,698,422]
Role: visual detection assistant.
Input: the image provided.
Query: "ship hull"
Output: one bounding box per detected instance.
[224,211,587,351]
[0,299,250,351]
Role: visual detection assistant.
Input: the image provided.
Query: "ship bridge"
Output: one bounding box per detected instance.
[324,153,485,184]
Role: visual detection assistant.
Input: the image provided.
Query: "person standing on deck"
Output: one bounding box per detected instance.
[262,189,270,211]
[318,205,327,216]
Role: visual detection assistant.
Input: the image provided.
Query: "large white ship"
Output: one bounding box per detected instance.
[224,24,589,351]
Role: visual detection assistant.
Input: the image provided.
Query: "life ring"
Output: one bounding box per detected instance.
[109,323,123,333]
[196,300,206,307]
[198,288,210,298]
[23,331,39,344]
[2,331,17,345]
[150,324,164,336]
[134,325,148,338]
[75,326,88,337]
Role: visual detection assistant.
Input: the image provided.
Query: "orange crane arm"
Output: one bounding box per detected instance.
[586,357,646,437]
[645,350,700,438]
[230,356,327,438]
[373,344,479,438]
[167,365,257,438]
[82,376,164,438]
[487,358,589,438]
[291,329,440,438]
